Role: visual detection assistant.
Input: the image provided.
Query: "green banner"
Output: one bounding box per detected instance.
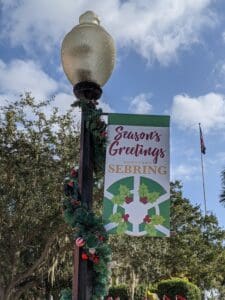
[103,113,170,237]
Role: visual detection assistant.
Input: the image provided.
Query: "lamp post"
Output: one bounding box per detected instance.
[61,11,115,300]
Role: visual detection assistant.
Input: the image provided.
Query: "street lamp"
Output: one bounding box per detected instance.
[61,11,115,300]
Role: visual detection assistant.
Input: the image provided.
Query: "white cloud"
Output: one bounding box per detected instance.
[0,59,57,101]
[0,58,114,119]
[171,93,225,131]
[0,59,74,117]
[53,92,77,114]
[50,93,115,126]
[0,0,215,64]
[171,164,198,181]
[98,100,114,113]
[128,93,152,114]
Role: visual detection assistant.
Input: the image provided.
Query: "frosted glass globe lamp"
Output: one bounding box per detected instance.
[61,11,115,101]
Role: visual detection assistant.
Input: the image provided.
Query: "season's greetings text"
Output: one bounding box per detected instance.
[108,126,166,164]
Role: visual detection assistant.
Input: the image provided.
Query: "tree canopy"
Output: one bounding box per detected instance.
[1,94,225,299]
[110,181,225,297]
[0,94,79,299]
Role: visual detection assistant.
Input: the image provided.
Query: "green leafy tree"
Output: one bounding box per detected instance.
[1,94,225,299]
[167,181,225,293]
[109,234,169,298]
[0,94,79,299]
[109,181,225,299]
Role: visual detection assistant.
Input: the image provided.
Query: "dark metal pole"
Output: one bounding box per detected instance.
[72,243,79,300]
[79,106,94,300]
[72,82,102,300]
[72,107,93,300]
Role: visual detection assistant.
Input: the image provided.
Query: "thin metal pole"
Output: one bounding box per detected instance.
[200,150,207,215]
[72,105,94,300]
[72,81,102,300]
[199,123,207,216]
[72,243,79,300]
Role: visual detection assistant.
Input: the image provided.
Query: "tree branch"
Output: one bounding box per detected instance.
[13,280,38,300]
[5,230,59,299]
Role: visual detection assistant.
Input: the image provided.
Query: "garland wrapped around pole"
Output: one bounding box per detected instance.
[61,98,110,300]
[73,98,107,174]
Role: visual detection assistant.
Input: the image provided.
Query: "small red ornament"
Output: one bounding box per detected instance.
[125,196,133,204]
[67,181,74,188]
[70,168,78,178]
[81,252,88,260]
[76,237,85,247]
[100,131,107,137]
[143,215,151,223]
[140,197,148,204]
[71,199,80,206]
[123,214,129,222]
[98,235,105,241]
[93,255,99,264]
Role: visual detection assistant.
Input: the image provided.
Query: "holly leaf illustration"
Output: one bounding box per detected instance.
[116,222,128,235]
[112,195,124,205]
[119,185,130,196]
[147,192,160,203]
[145,224,157,236]
[151,215,165,225]
[109,212,122,223]
[139,183,149,197]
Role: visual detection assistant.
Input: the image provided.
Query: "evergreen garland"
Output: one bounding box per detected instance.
[61,99,110,299]
[73,99,107,173]
[63,168,111,299]
[60,288,72,300]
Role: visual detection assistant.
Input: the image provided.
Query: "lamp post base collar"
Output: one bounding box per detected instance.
[73,81,102,101]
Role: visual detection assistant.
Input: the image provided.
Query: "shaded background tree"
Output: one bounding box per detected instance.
[110,181,225,299]
[167,181,225,293]
[0,94,79,299]
[1,94,225,299]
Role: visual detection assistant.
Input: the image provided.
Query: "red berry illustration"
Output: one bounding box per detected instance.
[143,215,151,223]
[123,214,129,222]
[140,197,148,204]
[125,196,133,204]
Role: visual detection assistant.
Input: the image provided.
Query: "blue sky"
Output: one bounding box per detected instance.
[0,0,225,228]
